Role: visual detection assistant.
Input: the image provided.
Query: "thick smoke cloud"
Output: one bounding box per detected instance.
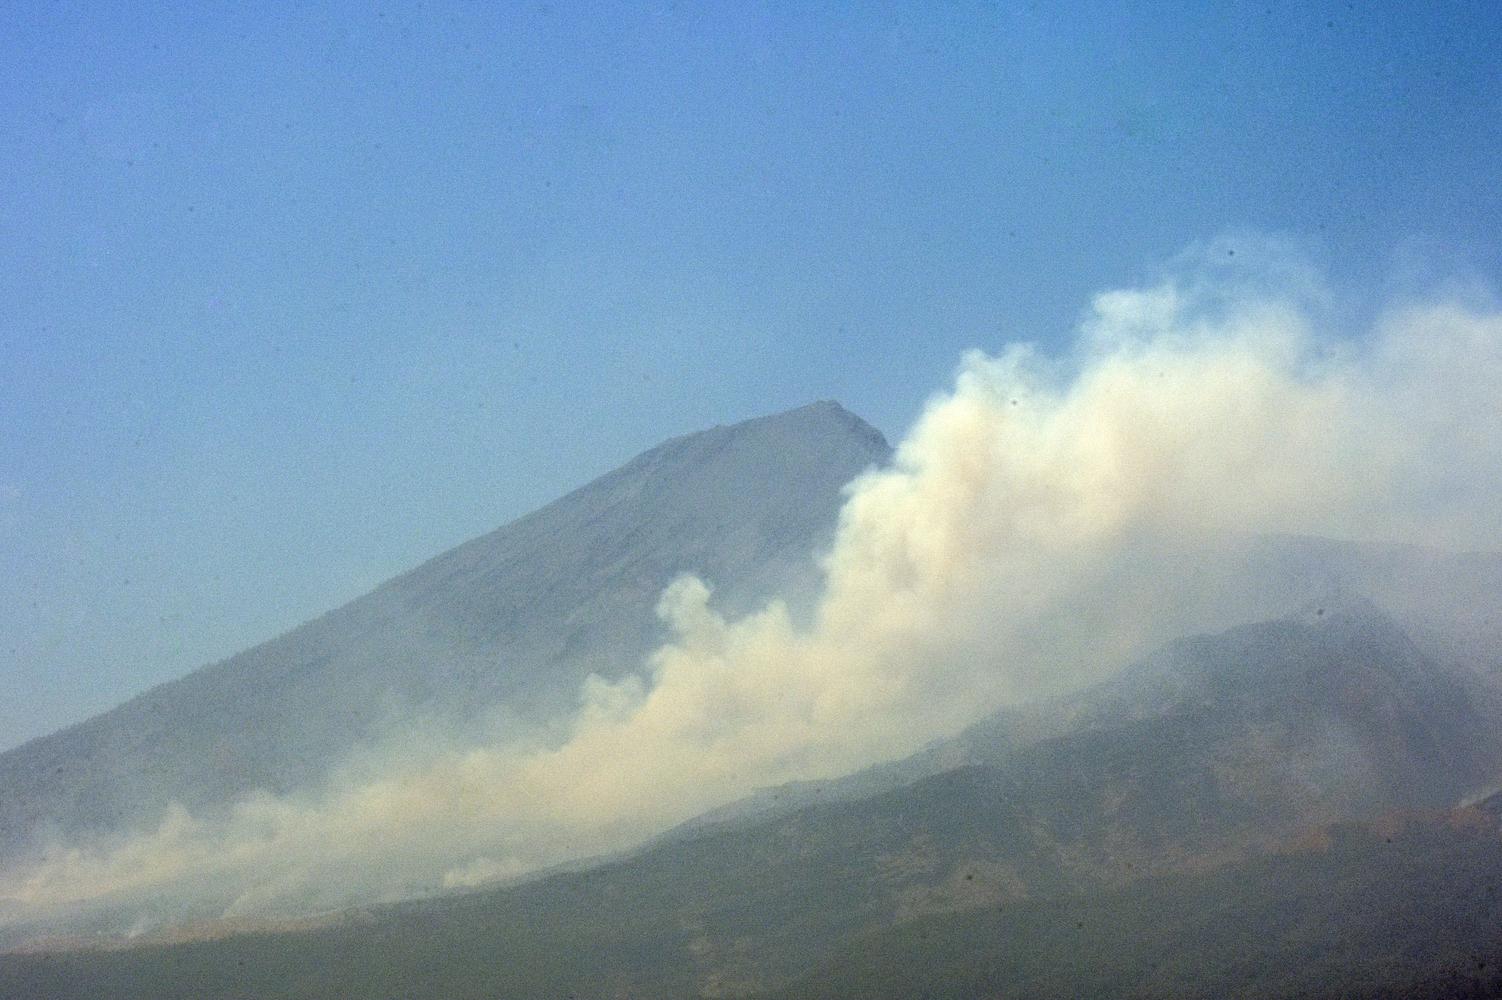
[4,249,1501,941]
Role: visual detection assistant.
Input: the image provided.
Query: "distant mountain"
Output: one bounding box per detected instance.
[673,592,1502,842]
[1242,534,1502,680]
[1007,594,1501,819]
[10,600,1497,998]
[0,401,890,859]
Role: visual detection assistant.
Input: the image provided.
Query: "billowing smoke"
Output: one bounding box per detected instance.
[4,246,1501,940]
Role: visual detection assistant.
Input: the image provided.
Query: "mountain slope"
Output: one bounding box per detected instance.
[1009,595,1502,821]
[673,593,1502,843]
[0,401,890,858]
[8,599,1496,997]
[761,795,1502,1000]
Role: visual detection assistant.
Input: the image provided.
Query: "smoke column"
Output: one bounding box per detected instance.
[4,249,1500,938]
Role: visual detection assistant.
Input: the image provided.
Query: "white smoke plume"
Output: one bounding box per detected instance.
[4,246,1501,939]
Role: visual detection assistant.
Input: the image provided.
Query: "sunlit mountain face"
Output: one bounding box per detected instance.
[4,3,1502,998]
[0,402,890,861]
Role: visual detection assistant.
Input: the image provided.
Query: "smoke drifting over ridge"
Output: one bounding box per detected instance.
[4,250,1501,940]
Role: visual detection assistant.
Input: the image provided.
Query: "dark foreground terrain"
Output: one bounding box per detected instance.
[3,794,1499,999]
[763,805,1502,1000]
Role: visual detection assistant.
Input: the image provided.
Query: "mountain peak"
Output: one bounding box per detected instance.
[796,399,889,447]
[0,402,891,858]
[644,400,888,460]
[1292,590,1394,630]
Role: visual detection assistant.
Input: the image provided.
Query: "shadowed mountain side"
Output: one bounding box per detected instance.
[760,795,1502,1000]
[1007,595,1502,817]
[0,401,890,858]
[0,764,1118,998]
[1241,535,1502,681]
[668,595,1502,842]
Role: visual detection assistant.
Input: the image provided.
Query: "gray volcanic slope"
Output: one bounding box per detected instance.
[0,401,890,857]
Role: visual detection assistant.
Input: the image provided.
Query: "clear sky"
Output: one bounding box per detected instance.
[2,1,1499,751]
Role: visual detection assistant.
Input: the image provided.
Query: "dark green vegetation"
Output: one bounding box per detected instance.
[4,601,1500,999]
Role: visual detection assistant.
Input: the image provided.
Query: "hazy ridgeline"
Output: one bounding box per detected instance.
[2,259,1502,997]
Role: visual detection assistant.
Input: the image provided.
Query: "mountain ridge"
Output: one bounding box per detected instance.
[0,401,891,859]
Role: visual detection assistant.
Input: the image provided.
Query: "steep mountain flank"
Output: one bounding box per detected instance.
[0,402,889,858]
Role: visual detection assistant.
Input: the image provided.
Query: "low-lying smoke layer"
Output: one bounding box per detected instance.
[4,250,1500,940]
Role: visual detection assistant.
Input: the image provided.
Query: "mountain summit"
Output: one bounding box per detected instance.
[0,402,891,858]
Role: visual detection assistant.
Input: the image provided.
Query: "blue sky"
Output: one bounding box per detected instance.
[2,1,1500,750]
